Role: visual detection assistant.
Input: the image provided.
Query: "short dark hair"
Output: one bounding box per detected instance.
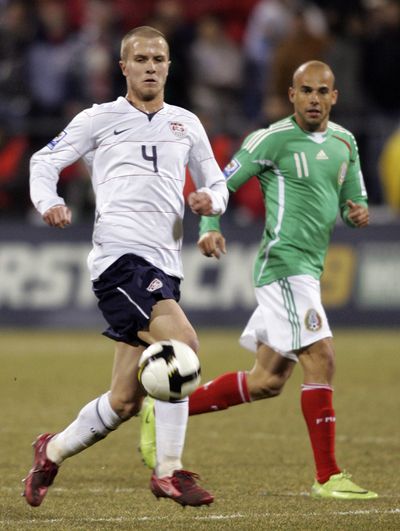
[120,26,169,60]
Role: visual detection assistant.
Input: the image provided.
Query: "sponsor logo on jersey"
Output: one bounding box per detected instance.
[316,149,329,160]
[146,278,163,292]
[223,158,241,179]
[305,309,322,331]
[169,121,187,138]
[338,162,348,185]
[47,130,67,150]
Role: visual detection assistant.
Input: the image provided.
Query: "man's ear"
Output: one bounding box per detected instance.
[119,60,127,77]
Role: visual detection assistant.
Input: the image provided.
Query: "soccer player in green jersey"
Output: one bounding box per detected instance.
[140,60,377,500]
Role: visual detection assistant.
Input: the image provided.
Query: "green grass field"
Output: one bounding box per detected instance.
[1,329,399,530]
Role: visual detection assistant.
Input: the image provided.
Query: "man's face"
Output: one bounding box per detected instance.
[120,36,170,102]
[288,66,338,132]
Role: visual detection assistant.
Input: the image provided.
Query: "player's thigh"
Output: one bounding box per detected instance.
[148,299,199,352]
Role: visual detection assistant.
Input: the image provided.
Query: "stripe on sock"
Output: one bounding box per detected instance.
[302,383,333,392]
[237,372,247,403]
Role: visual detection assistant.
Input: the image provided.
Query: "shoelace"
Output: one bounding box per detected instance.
[172,470,201,489]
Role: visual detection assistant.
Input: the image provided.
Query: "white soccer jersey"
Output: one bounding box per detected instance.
[30,96,228,280]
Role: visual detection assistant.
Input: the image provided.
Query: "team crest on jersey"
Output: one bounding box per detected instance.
[223,158,241,179]
[146,278,163,292]
[169,121,187,138]
[338,162,348,185]
[47,130,67,150]
[305,309,322,332]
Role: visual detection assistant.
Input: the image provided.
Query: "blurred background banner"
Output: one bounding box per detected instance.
[1,0,400,330]
[1,217,399,329]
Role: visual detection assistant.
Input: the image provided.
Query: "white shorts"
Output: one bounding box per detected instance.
[240,275,332,362]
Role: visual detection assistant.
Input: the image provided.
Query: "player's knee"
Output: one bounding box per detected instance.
[313,341,335,373]
[321,348,335,376]
[299,339,336,382]
[175,331,199,354]
[187,335,200,354]
[110,395,142,420]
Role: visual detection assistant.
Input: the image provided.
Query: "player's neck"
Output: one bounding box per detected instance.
[125,95,164,114]
[294,114,328,133]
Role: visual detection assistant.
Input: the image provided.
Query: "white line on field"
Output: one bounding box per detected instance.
[3,486,399,498]
[2,508,400,525]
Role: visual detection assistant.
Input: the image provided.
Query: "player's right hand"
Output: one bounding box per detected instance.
[197,231,226,259]
[42,205,72,228]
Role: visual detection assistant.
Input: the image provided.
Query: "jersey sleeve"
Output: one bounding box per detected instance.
[187,118,228,215]
[223,129,269,192]
[30,109,95,215]
[199,129,268,235]
[339,135,368,227]
[199,213,222,235]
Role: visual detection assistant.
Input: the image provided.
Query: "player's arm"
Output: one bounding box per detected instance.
[339,136,369,229]
[30,110,94,228]
[187,119,228,216]
[198,130,267,258]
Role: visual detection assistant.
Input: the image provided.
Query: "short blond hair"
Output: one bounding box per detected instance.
[120,26,169,61]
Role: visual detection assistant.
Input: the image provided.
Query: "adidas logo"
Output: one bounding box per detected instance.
[316,149,329,160]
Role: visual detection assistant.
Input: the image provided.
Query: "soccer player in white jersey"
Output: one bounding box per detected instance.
[140,61,378,500]
[23,26,228,508]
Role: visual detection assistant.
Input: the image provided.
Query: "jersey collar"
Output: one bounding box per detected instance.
[120,96,169,119]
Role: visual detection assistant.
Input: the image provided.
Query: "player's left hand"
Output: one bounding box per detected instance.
[188,191,213,215]
[346,200,369,228]
[43,204,72,228]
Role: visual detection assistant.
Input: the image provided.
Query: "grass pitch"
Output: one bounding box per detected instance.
[0,328,399,530]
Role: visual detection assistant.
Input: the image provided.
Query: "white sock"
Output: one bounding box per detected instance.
[47,392,122,465]
[155,398,188,477]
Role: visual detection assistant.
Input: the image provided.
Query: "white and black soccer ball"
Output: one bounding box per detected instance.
[138,340,201,402]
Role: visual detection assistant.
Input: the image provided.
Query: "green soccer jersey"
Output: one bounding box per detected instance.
[200,115,368,287]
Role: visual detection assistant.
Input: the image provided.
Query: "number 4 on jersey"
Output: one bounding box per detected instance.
[142,145,158,173]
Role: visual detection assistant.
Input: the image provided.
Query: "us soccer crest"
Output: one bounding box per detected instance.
[305,309,322,331]
[146,278,163,292]
[169,121,187,138]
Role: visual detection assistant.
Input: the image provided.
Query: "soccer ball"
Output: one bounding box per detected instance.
[138,339,201,401]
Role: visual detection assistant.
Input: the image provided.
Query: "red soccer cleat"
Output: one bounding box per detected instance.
[22,433,59,507]
[150,469,214,507]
